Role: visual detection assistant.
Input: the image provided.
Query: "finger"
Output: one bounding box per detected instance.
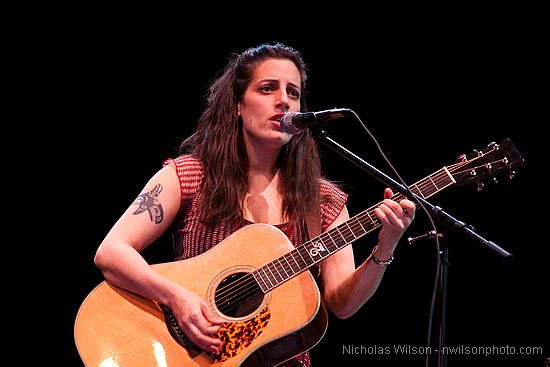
[375,205,400,226]
[401,200,416,217]
[201,302,225,325]
[195,321,220,339]
[382,199,405,219]
[186,324,223,353]
[199,303,224,343]
[384,188,394,199]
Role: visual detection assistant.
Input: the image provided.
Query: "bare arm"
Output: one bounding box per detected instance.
[94,164,223,353]
[321,188,416,319]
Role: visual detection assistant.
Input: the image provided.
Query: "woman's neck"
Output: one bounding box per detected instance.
[244,147,284,224]
[246,149,279,183]
[244,134,281,175]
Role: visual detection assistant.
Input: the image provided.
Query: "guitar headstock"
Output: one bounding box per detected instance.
[448,138,524,189]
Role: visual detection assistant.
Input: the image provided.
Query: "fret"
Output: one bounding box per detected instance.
[365,210,376,226]
[331,227,346,245]
[284,252,299,274]
[292,247,308,269]
[281,256,293,277]
[429,172,447,192]
[353,216,367,235]
[435,167,455,189]
[320,232,338,251]
[252,271,268,293]
[273,259,288,280]
[267,263,283,284]
[346,222,358,239]
[261,267,275,288]
[339,223,355,242]
[324,231,341,250]
[275,258,289,278]
[442,167,455,185]
[410,183,424,198]
[297,245,316,266]
[427,175,439,192]
[270,261,285,283]
[420,168,455,197]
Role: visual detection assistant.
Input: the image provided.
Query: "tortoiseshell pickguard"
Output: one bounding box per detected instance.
[210,305,271,362]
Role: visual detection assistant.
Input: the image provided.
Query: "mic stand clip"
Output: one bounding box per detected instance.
[407,230,443,245]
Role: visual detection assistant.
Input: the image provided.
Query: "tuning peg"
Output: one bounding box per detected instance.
[477,181,485,191]
[473,149,483,157]
[509,170,516,179]
[457,153,467,162]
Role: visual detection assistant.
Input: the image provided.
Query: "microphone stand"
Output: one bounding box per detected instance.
[314,128,513,367]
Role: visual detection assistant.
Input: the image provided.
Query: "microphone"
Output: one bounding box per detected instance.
[280,108,352,135]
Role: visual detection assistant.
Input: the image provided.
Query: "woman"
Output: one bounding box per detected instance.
[94,42,416,366]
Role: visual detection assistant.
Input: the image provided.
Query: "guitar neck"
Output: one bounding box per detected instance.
[253,167,456,293]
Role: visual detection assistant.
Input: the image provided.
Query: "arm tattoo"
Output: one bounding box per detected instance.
[132,183,164,224]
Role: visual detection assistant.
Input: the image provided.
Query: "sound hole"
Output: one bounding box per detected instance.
[214,271,263,318]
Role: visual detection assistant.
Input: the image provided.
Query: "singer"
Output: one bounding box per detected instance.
[89,42,415,367]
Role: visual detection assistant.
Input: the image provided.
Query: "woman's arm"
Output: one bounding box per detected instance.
[320,188,416,319]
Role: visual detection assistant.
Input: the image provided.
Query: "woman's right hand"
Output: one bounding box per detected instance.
[168,288,225,354]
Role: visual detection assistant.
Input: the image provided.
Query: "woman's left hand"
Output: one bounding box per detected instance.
[374,188,416,252]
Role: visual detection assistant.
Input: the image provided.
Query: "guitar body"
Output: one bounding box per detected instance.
[74,223,327,366]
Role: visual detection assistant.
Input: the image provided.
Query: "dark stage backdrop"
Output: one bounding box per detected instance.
[35,16,547,367]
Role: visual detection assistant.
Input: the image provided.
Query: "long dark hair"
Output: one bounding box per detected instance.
[180,42,322,227]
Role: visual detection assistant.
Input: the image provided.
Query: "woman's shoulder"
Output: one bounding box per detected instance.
[162,155,205,199]
[163,154,203,171]
[319,178,347,199]
[319,178,348,230]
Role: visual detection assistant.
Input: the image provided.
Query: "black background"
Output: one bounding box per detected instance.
[24,8,547,367]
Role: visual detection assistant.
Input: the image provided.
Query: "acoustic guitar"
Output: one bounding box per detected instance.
[74,138,523,366]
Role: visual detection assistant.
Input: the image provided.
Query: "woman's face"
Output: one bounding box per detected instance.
[238,58,301,150]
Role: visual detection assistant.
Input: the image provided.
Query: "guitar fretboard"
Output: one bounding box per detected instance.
[252,167,455,293]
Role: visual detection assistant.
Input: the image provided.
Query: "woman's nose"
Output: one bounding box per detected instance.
[275,91,290,111]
